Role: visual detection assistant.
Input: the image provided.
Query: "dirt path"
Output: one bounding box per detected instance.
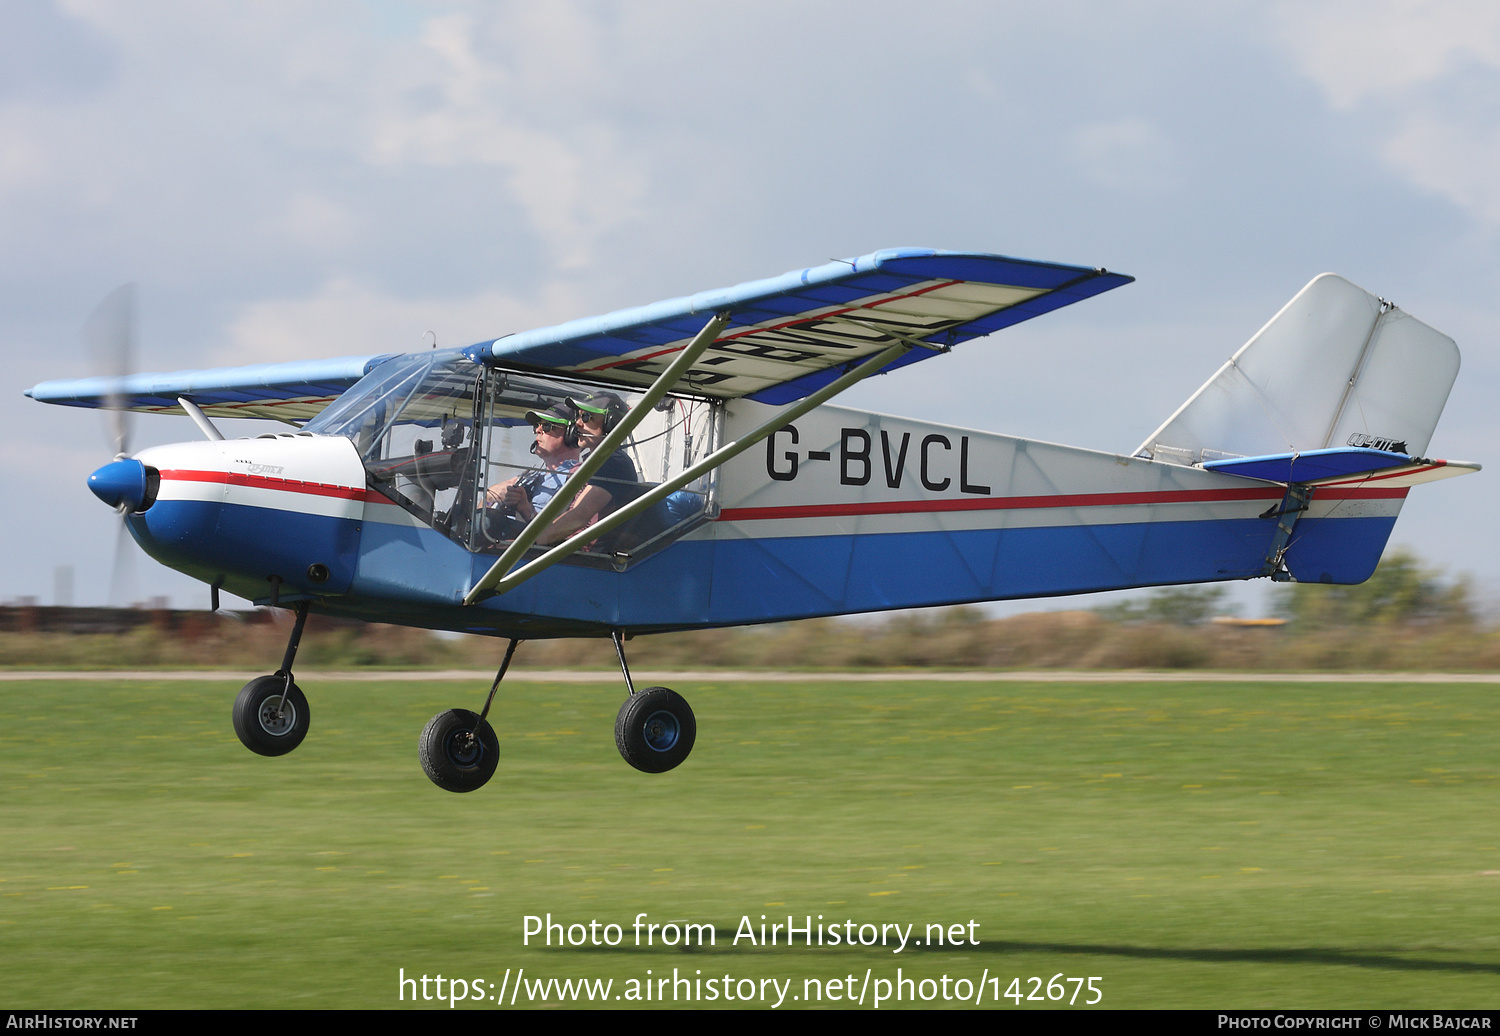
[2,669,1498,683]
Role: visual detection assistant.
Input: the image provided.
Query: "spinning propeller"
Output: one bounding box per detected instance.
[81,285,145,607]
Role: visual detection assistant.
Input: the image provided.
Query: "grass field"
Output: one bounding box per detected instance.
[1,675,1497,1009]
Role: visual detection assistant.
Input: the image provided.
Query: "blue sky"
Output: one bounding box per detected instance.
[5,1,1497,612]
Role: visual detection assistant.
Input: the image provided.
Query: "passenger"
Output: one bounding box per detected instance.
[529,391,645,547]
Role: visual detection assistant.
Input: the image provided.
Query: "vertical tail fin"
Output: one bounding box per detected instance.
[1136,274,1459,466]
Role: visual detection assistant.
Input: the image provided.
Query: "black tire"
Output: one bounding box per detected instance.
[615,687,695,774]
[232,675,310,757]
[419,709,499,793]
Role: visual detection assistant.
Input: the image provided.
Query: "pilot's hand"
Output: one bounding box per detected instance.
[509,486,535,520]
[485,478,518,506]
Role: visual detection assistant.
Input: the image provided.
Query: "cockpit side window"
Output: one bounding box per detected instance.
[311,356,722,568]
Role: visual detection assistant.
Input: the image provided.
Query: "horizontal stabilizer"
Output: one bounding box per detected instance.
[1304,457,1479,489]
[1202,447,1479,488]
[1202,447,1414,483]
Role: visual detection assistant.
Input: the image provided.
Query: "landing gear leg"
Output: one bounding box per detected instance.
[232,601,311,757]
[612,630,695,774]
[418,638,518,793]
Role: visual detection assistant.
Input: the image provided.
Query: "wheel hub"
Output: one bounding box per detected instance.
[642,710,679,752]
[445,729,483,768]
[257,699,296,736]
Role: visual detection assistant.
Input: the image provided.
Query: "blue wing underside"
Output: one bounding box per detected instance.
[480,249,1132,404]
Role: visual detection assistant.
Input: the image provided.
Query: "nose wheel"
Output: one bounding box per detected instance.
[233,675,310,756]
[419,638,519,793]
[232,601,312,757]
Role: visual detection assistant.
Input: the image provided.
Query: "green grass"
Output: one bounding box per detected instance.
[1,677,1497,1009]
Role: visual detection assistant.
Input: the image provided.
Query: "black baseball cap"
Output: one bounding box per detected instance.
[524,402,574,428]
[567,392,626,419]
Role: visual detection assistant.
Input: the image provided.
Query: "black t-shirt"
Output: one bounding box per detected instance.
[587,450,643,510]
[584,449,668,547]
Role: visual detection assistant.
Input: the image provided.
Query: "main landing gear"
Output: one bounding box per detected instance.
[610,631,695,775]
[417,638,515,794]
[232,601,311,757]
[417,631,696,793]
[230,610,696,791]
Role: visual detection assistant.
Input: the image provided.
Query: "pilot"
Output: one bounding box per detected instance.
[527,391,646,546]
[484,403,581,530]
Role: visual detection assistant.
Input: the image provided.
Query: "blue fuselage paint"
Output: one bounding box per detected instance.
[126,494,1396,638]
[129,498,360,603]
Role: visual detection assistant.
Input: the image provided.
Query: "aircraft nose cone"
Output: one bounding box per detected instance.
[87,458,148,511]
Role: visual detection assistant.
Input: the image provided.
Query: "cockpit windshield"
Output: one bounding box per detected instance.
[306,352,462,460]
[306,353,721,567]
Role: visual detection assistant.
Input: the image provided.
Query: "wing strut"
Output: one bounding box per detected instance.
[177,396,225,441]
[465,312,731,603]
[464,337,912,604]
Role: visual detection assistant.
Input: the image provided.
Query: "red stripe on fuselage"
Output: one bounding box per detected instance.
[157,468,368,501]
[717,485,1408,522]
[157,469,1408,524]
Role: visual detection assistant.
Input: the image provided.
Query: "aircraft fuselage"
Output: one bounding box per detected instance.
[121,396,1403,638]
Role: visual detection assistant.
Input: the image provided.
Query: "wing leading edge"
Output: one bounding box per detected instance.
[26,249,1130,421]
[26,354,396,423]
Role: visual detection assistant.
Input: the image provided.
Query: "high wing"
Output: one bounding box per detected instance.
[476,248,1131,404]
[26,249,1130,420]
[26,354,396,423]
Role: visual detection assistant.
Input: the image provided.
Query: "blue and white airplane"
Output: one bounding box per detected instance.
[27,249,1478,791]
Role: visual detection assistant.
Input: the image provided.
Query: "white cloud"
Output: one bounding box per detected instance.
[1381,116,1500,223]
[0,125,49,195]
[365,9,648,269]
[1274,0,1500,223]
[264,193,364,253]
[1273,0,1500,107]
[963,68,1002,102]
[1,3,646,283]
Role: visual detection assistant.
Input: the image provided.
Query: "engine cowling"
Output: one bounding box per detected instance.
[122,434,367,603]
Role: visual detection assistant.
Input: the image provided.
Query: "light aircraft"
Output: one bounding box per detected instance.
[27,249,1479,792]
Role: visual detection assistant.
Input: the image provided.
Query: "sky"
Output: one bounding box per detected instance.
[3,0,1497,616]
